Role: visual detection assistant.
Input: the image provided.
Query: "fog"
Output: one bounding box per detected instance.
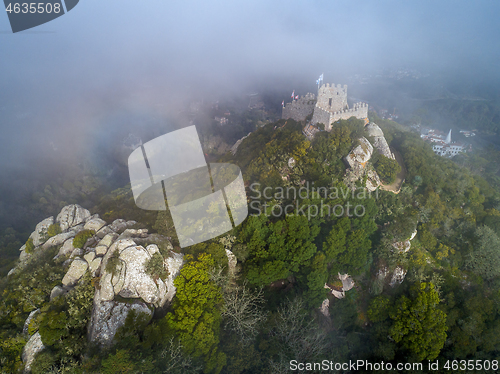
[0,0,499,204]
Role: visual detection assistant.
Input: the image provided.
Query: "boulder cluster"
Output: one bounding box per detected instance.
[343,123,395,192]
[14,204,186,369]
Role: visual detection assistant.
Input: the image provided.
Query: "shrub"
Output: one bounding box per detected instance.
[47,224,62,238]
[72,229,95,249]
[25,238,35,254]
[145,252,168,280]
[106,251,121,276]
[374,154,401,184]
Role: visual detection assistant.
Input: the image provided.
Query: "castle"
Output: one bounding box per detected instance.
[282,83,368,130]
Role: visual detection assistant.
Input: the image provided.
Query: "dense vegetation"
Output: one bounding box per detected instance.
[2,113,500,373]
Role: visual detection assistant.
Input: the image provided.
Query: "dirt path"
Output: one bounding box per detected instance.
[379,147,406,194]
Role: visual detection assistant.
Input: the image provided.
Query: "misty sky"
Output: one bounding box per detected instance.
[0,0,499,179]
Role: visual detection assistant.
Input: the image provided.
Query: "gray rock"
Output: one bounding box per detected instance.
[345,137,373,169]
[339,273,355,291]
[50,286,66,301]
[96,225,113,239]
[389,266,407,287]
[84,217,107,233]
[320,299,330,318]
[109,219,127,233]
[88,289,153,346]
[125,220,137,227]
[22,332,44,372]
[41,231,75,250]
[62,258,88,287]
[62,258,72,267]
[117,228,149,241]
[89,257,102,276]
[99,239,135,301]
[7,268,15,277]
[56,204,91,232]
[85,214,99,222]
[19,243,26,252]
[117,245,159,304]
[56,238,75,258]
[145,244,160,257]
[165,252,184,305]
[365,122,395,160]
[30,217,54,247]
[98,233,119,249]
[84,251,96,264]
[23,309,40,336]
[70,248,84,258]
[19,250,29,262]
[95,245,108,256]
[83,236,98,249]
[225,249,237,277]
[98,239,180,308]
[69,223,85,234]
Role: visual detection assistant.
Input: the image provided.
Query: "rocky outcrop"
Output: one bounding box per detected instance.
[56,204,91,232]
[22,332,44,372]
[42,231,75,251]
[225,249,237,277]
[15,204,184,355]
[365,122,395,160]
[50,286,66,301]
[344,137,381,192]
[23,309,40,336]
[392,229,418,253]
[116,245,163,304]
[84,217,107,232]
[30,217,54,247]
[88,289,153,346]
[390,266,407,287]
[56,238,75,258]
[62,258,88,287]
[346,137,373,169]
[324,273,355,299]
[164,251,184,306]
[320,298,330,317]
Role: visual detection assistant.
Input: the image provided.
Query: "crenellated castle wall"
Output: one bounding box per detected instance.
[281,93,316,121]
[312,102,368,130]
[282,83,368,131]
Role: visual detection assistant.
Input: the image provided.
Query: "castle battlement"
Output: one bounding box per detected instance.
[282,92,317,122]
[282,82,368,133]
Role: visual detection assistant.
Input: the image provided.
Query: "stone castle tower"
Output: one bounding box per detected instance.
[282,83,368,131]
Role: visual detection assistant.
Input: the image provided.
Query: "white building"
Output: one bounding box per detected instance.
[422,129,466,157]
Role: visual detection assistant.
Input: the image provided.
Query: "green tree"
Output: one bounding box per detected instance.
[389,282,447,360]
[374,155,401,184]
[323,217,371,274]
[241,215,319,286]
[166,254,226,374]
[465,225,500,280]
[101,349,136,374]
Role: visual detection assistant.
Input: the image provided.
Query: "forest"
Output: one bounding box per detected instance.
[2,113,500,373]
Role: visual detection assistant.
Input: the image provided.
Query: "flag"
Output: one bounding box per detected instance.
[316,79,320,85]
[291,90,294,99]
[282,100,284,107]
[319,73,323,81]
[295,95,299,100]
